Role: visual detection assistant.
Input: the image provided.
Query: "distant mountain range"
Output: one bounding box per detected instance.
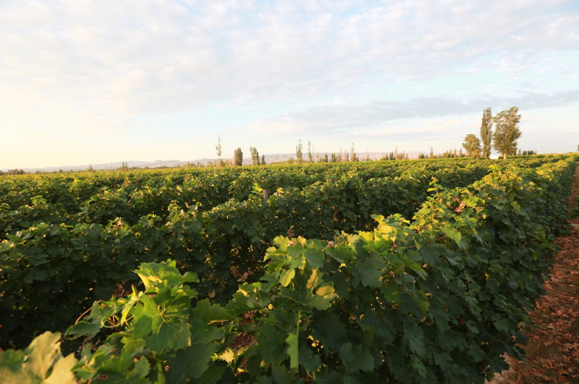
[4,152,422,173]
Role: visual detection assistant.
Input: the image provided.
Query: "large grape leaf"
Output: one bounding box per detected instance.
[339,343,374,373]
[192,299,233,323]
[256,324,288,365]
[281,270,336,311]
[0,332,78,384]
[351,253,386,288]
[165,344,218,383]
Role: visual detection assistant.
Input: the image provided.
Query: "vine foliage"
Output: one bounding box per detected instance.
[0,159,576,383]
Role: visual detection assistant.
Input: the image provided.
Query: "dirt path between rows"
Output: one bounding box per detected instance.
[489,165,579,384]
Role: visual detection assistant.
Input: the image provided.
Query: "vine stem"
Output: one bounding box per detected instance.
[75,301,101,324]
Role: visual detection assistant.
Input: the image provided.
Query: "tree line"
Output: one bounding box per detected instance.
[462,106,528,159]
[213,107,534,168]
[214,139,367,167]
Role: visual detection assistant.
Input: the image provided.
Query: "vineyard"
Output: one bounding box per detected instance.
[0,155,577,383]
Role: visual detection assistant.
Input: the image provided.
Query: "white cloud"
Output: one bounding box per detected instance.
[0,0,578,167]
[242,89,579,139]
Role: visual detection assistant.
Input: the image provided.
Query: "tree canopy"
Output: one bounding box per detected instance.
[462,134,481,158]
[492,107,522,159]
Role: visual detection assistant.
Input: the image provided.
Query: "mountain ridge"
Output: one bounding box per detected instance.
[3,152,420,173]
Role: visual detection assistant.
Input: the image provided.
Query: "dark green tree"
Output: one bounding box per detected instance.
[492,107,522,159]
[480,107,493,159]
[234,148,243,166]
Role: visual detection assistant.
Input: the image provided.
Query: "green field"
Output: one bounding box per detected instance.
[0,155,576,383]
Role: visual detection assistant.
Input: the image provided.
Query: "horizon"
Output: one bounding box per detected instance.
[1,0,578,169]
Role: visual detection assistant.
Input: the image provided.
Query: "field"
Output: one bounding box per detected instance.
[0,155,577,383]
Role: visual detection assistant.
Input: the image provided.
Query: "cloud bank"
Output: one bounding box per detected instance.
[0,0,578,167]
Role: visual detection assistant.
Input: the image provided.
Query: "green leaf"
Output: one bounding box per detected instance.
[25,332,64,380]
[441,225,466,248]
[285,332,299,369]
[271,364,294,384]
[433,351,452,370]
[311,312,347,351]
[325,245,355,264]
[351,253,386,288]
[0,332,78,384]
[257,324,287,365]
[130,358,149,379]
[299,345,322,373]
[44,355,78,384]
[136,260,199,291]
[402,320,425,357]
[410,354,427,378]
[132,313,155,340]
[190,318,224,344]
[272,236,291,250]
[199,366,226,384]
[66,301,118,337]
[339,343,374,373]
[256,376,274,384]
[304,247,325,270]
[0,350,29,384]
[65,321,101,338]
[281,271,336,311]
[165,344,218,383]
[381,280,401,303]
[192,299,233,323]
[146,322,190,353]
[279,268,296,287]
[226,285,270,315]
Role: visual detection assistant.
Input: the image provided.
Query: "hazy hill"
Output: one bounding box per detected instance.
[4,152,422,173]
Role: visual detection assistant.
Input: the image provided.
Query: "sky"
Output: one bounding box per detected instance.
[1,0,579,169]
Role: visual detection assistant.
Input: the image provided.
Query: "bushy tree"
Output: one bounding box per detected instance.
[462,134,481,158]
[492,107,522,159]
[480,107,493,159]
[234,148,243,166]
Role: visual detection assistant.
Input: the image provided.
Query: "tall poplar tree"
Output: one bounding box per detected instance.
[296,139,303,164]
[216,136,224,167]
[234,148,243,166]
[249,146,260,165]
[480,107,493,159]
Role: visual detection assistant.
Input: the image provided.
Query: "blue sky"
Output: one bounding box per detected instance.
[1,0,578,168]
